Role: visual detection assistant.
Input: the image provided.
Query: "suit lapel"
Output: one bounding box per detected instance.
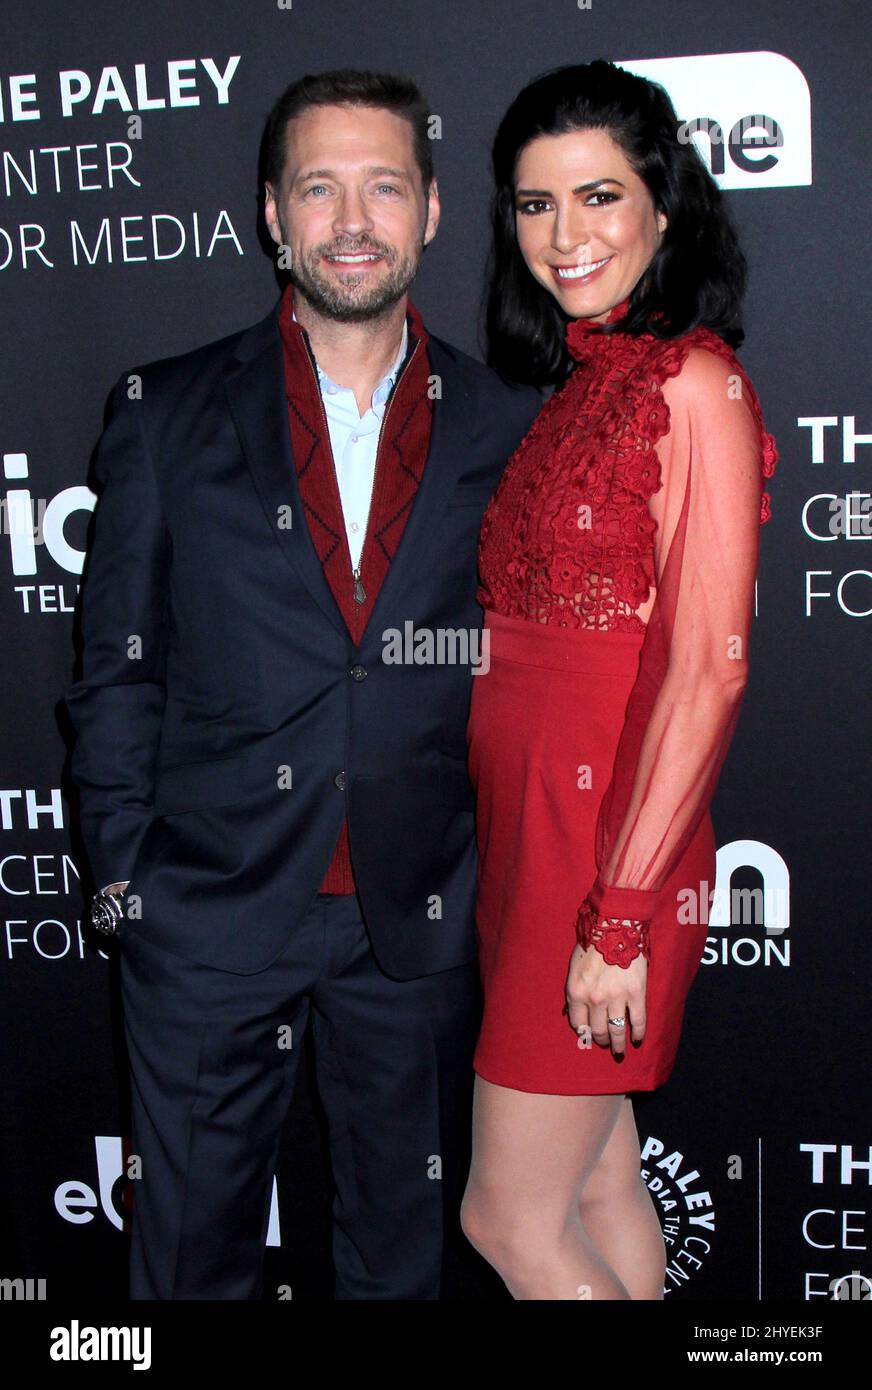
[223,309,474,648]
[223,305,349,639]
[361,338,473,641]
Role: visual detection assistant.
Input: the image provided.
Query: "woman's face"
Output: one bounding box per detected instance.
[513,126,667,322]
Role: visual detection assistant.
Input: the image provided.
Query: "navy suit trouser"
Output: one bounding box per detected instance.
[118,891,481,1299]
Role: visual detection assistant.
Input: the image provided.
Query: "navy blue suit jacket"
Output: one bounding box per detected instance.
[65,300,541,977]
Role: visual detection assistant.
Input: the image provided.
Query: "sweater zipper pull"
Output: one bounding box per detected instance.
[352,567,366,605]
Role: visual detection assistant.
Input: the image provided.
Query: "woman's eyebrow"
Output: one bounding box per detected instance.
[515,178,627,196]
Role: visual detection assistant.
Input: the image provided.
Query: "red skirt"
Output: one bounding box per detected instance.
[467,610,714,1095]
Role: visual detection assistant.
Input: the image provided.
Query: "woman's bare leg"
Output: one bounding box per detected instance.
[461,1077,628,1299]
[576,1096,666,1300]
[460,1078,665,1300]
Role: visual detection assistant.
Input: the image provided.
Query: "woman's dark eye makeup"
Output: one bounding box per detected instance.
[516,190,620,214]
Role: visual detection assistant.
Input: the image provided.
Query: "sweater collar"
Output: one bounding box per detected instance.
[277,282,429,375]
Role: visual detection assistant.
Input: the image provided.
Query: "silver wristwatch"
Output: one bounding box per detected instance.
[90,885,127,937]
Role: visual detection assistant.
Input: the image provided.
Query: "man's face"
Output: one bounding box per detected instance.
[264,103,440,322]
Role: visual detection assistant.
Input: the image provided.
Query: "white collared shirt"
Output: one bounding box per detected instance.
[293,309,408,571]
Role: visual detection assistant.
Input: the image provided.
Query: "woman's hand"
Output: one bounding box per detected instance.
[564,942,648,1057]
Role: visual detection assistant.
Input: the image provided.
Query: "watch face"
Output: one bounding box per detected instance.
[91,894,121,937]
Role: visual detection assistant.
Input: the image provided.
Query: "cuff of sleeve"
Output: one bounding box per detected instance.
[575,897,651,966]
[587,875,660,923]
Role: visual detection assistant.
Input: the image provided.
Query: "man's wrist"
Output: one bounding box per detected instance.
[91,882,128,937]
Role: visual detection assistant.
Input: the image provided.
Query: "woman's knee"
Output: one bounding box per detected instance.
[460,1188,512,1263]
[461,1187,575,1274]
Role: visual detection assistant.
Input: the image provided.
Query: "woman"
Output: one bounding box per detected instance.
[460,61,777,1299]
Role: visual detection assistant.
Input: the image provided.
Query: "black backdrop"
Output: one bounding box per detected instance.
[2,0,870,1306]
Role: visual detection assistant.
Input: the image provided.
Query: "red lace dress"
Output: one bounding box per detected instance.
[468,298,777,1094]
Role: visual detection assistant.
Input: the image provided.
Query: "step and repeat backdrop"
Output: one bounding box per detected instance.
[1,0,869,1302]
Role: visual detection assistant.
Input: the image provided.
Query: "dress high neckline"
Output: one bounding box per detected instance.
[565,297,632,360]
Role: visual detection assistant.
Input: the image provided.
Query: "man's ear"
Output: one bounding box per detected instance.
[423,177,441,247]
[264,181,280,244]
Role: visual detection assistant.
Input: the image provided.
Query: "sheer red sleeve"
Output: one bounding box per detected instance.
[576,343,778,965]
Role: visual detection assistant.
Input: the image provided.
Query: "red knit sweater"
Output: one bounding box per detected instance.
[277,285,435,893]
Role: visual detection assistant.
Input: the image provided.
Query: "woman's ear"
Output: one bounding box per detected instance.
[657,210,668,236]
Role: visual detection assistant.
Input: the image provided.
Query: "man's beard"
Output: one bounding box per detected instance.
[285,231,423,323]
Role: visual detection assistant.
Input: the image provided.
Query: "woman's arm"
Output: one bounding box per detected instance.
[576,345,776,961]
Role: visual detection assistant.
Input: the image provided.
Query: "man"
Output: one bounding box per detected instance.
[65,69,541,1300]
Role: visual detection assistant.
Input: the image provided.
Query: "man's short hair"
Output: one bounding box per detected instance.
[263,68,434,192]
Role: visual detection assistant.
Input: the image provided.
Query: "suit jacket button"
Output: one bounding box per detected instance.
[333,771,346,790]
[350,664,367,681]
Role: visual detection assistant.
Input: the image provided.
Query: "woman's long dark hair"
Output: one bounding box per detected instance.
[486,60,747,386]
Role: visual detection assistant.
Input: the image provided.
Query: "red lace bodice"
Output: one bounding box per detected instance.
[478,301,776,630]
[477,299,778,960]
